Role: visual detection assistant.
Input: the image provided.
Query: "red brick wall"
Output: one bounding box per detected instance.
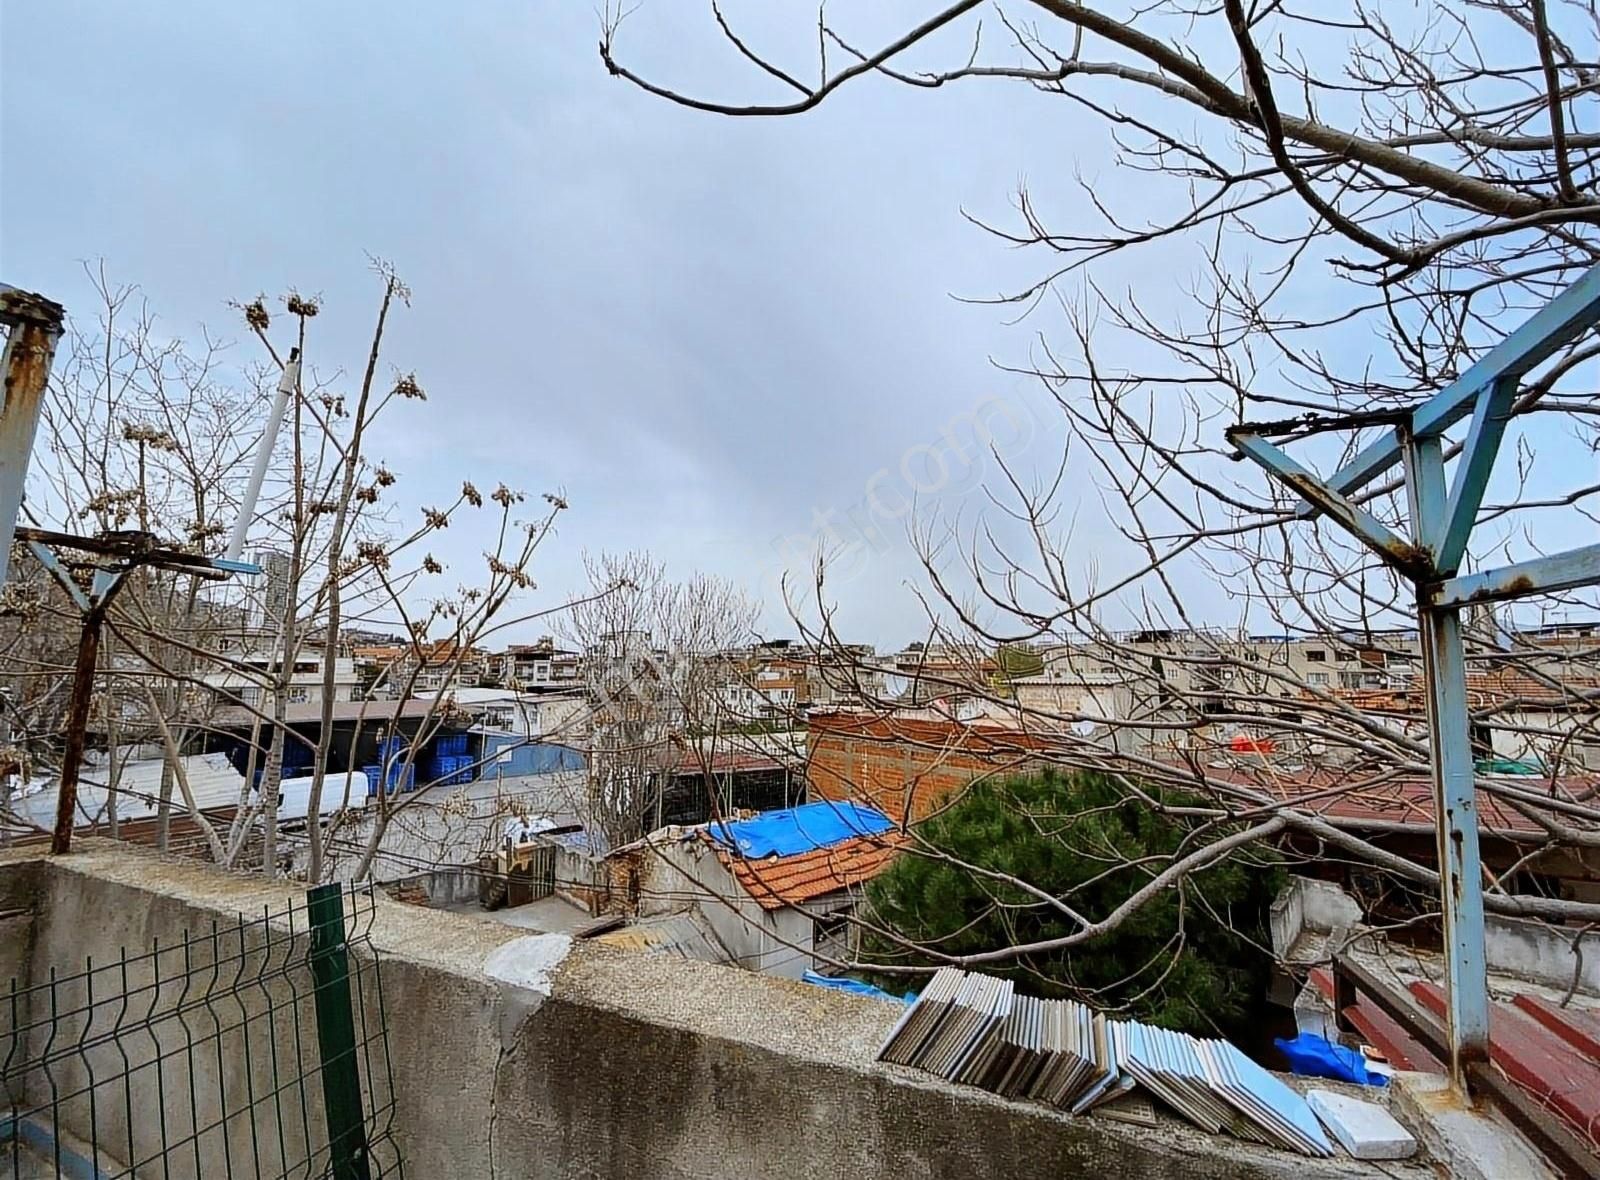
[806,713,1045,823]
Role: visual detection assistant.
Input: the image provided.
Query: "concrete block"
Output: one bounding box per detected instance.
[1306,1089,1416,1160]
[1390,1071,1556,1180]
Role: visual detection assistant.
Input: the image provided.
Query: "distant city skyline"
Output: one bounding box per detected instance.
[6,3,1590,650]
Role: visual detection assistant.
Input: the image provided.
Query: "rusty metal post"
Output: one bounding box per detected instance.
[52,606,105,855]
[0,287,65,588]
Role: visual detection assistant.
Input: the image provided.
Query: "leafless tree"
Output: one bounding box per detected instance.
[1,265,571,887]
[0,264,260,848]
[603,1,1600,975]
[220,266,575,884]
[561,550,761,850]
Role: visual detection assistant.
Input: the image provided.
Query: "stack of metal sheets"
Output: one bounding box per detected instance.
[877,968,1334,1157]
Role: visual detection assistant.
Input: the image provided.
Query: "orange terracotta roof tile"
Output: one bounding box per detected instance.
[708,831,907,910]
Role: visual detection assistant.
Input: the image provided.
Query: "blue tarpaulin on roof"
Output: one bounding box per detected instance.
[705,800,894,858]
[801,971,913,1004]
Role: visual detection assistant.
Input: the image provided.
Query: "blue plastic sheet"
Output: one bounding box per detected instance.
[801,971,913,1004]
[1274,1033,1388,1087]
[705,800,894,857]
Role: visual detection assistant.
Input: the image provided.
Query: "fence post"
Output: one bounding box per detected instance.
[307,884,372,1180]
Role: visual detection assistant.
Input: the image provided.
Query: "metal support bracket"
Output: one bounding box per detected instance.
[1231,260,1600,1097]
[1228,430,1429,578]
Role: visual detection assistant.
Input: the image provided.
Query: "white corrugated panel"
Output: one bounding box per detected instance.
[8,754,247,828]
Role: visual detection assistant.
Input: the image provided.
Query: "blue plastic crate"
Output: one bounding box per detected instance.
[364,759,418,794]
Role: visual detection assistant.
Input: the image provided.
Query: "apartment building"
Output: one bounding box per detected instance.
[498,637,584,690]
[201,631,360,709]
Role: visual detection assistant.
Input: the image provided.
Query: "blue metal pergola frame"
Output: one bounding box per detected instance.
[2,281,263,856]
[1226,263,1600,1094]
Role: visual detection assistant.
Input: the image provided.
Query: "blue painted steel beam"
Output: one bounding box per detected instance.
[86,568,124,610]
[1435,376,1517,575]
[1299,260,1600,513]
[1229,430,1427,574]
[1404,433,1491,1080]
[25,540,89,613]
[1419,606,1492,1077]
[1427,542,1600,609]
[201,556,262,576]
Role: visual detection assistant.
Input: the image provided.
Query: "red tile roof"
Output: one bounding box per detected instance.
[1313,670,1600,714]
[707,830,907,910]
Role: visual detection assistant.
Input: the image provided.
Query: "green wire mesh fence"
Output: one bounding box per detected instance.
[1,883,403,1179]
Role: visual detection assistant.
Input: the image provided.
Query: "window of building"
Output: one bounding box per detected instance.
[1307,672,1330,686]
[287,686,310,704]
[1305,649,1327,662]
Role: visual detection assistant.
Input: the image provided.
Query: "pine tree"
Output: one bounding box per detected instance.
[862,770,1285,1038]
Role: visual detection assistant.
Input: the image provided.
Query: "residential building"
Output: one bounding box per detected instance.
[200,631,359,710]
[711,640,888,719]
[1039,628,1425,708]
[890,641,999,700]
[717,651,805,721]
[801,642,887,707]
[390,640,490,695]
[445,687,587,744]
[601,800,905,979]
[351,643,409,696]
[498,637,584,691]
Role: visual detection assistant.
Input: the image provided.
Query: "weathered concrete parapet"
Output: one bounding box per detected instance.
[0,844,1431,1180]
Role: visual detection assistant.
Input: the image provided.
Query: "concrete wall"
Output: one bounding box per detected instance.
[1271,876,1364,959]
[1271,875,1600,995]
[386,864,480,907]
[1483,912,1600,995]
[633,836,817,978]
[0,846,1418,1180]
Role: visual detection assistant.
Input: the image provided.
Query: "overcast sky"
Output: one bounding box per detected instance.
[9,3,1580,647]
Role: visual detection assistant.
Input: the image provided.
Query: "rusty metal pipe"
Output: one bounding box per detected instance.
[0,290,65,587]
[52,607,104,855]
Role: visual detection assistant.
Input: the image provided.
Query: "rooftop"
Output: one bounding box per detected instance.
[209,696,442,728]
[710,829,909,910]
[699,799,905,909]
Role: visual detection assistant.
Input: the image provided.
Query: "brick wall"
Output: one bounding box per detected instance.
[807,712,1046,822]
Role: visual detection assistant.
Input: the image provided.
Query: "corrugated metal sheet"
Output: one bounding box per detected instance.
[1314,969,1600,1155]
[594,910,735,966]
[10,753,247,829]
[209,698,437,728]
[479,732,585,777]
[710,830,907,910]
